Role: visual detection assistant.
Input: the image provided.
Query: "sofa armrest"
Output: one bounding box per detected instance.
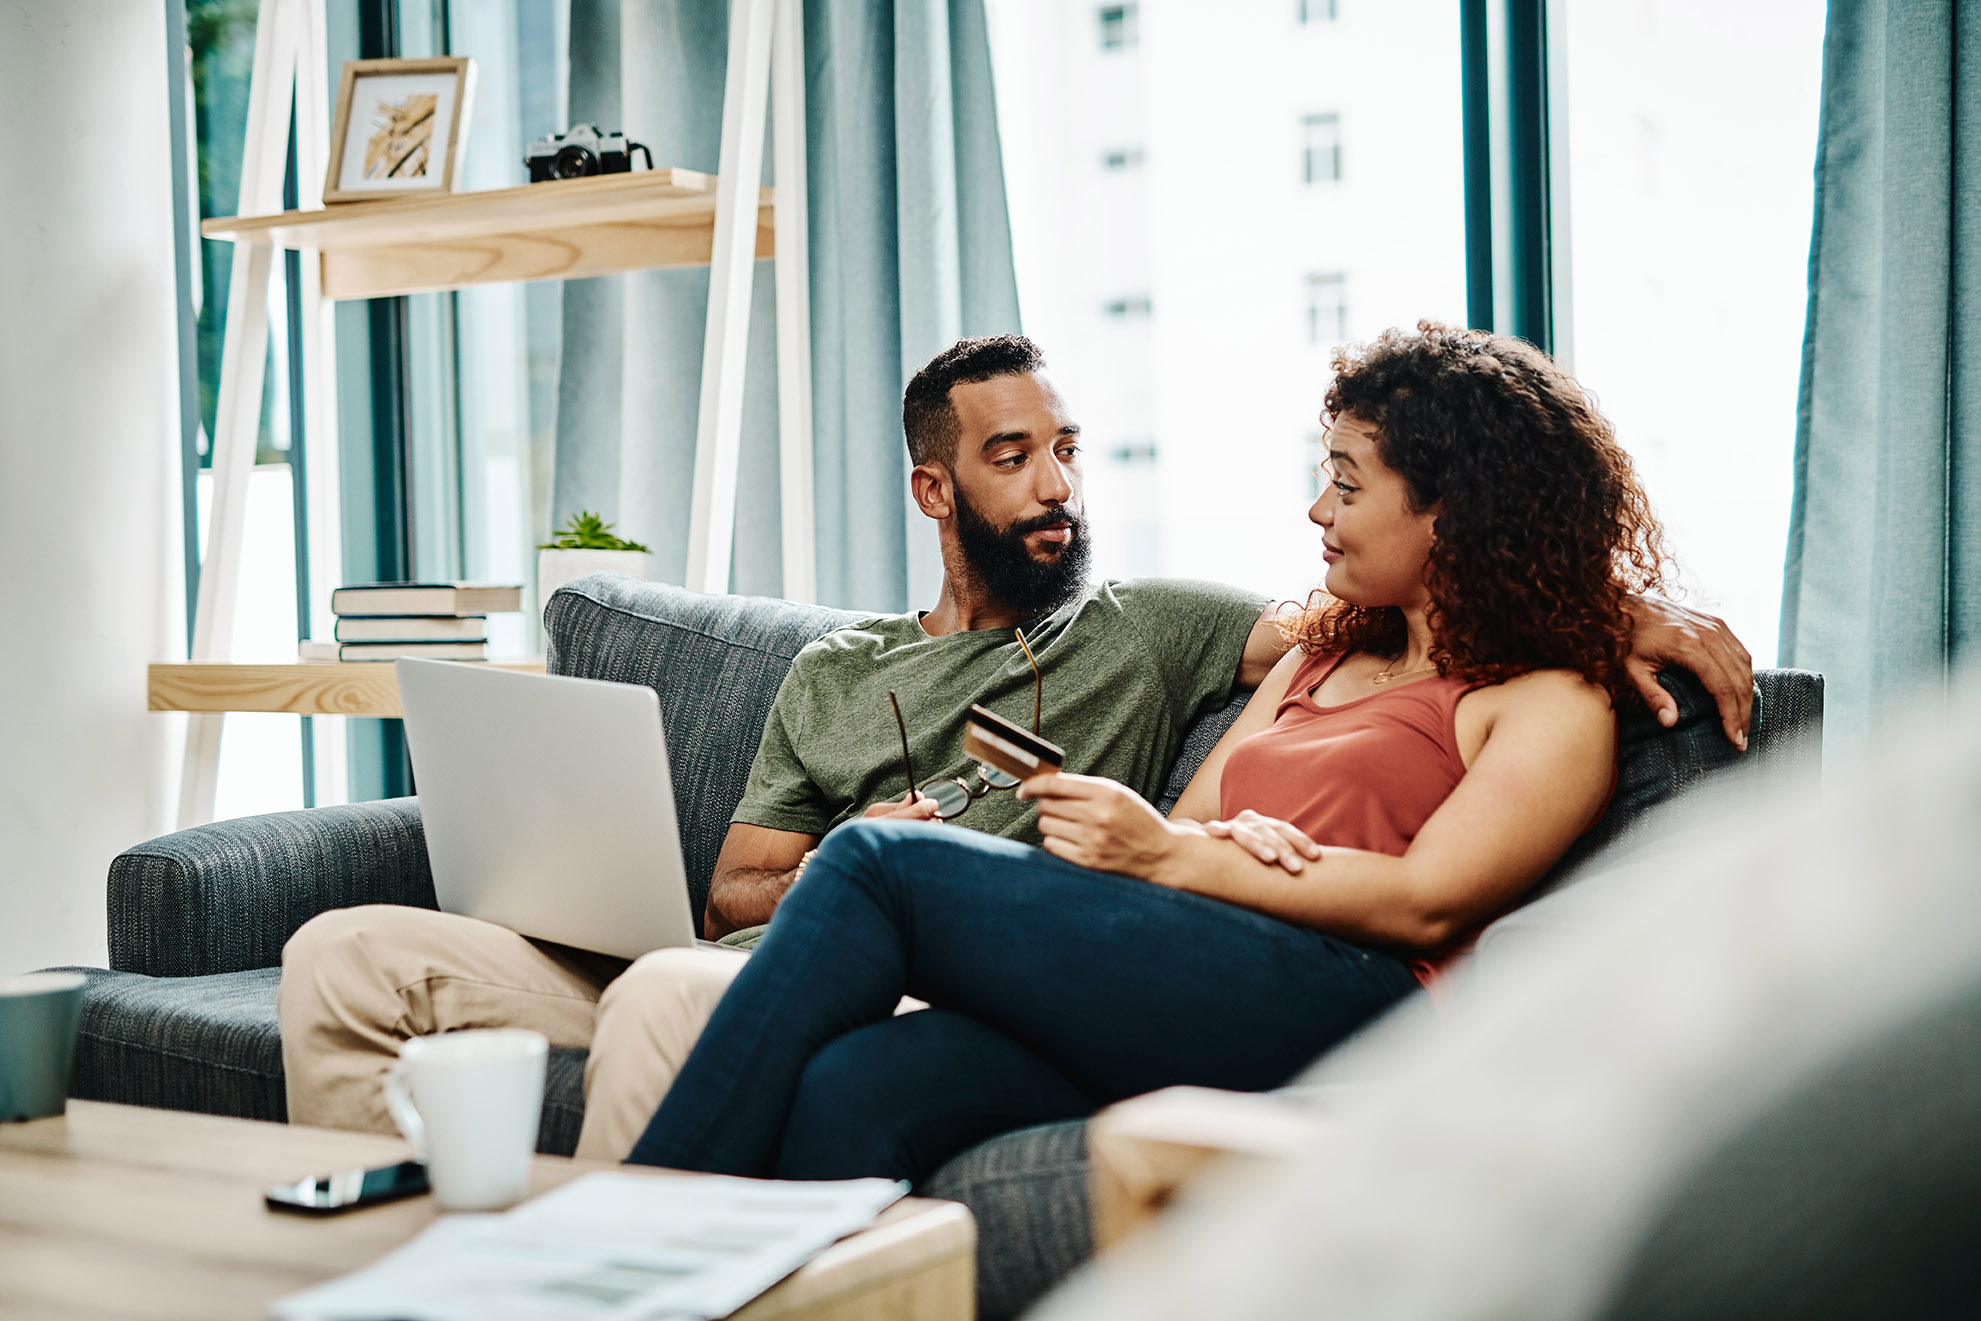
[107,798,436,977]
[1087,1087,1325,1251]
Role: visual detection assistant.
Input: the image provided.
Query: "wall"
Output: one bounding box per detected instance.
[0,2,185,973]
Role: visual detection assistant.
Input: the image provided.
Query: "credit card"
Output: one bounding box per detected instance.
[963,703,1065,782]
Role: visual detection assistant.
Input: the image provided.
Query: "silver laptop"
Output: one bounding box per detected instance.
[396,659,697,960]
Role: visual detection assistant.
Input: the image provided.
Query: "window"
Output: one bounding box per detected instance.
[1109,441,1163,576]
[444,0,570,664]
[1301,112,1342,184]
[985,0,1466,602]
[1101,146,1146,171]
[335,4,566,665]
[1306,432,1330,501]
[1299,0,1339,23]
[1098,4,1138,51]
[185,0,309,819]
[1561,0,1825,666]
[1305,273,1347,343]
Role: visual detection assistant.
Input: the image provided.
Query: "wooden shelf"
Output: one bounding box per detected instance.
[201,170,775,300]
[149,659,547,719]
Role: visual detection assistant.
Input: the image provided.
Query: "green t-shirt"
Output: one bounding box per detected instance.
[732,578,1268,845]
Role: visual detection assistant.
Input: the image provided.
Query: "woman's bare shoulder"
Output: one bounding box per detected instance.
[1455,667,1615,769]
[1267,642,1329,686]
[1463,667,1614,727]
[1498,666,1611,703]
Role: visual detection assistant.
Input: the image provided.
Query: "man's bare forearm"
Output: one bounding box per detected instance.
[704,805,930,939]
[704,865,801,939]
[1236,604,1298,690]
[704,822,821,939]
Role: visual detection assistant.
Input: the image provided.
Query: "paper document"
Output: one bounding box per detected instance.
[271,1172,907,1321]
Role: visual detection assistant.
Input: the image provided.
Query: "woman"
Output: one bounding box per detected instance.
[626,322,1669,1181]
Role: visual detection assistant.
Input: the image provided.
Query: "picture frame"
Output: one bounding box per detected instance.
[324,57,477,204]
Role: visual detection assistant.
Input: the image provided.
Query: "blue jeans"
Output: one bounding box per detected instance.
[627,819,1419,1181]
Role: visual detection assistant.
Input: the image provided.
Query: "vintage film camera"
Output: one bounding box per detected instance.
[523,124,653,182]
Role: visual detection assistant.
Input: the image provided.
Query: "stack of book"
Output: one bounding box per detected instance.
[299,582,524,663]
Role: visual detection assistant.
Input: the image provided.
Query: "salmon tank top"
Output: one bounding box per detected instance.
[1217,647,1481,985]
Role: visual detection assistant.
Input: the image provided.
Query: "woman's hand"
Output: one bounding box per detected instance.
[1018,772,1183,880]
[1204,810,1324,875]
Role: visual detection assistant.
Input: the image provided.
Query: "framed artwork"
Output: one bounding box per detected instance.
[324,57,477,203]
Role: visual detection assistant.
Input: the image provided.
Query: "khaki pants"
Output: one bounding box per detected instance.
[279,906,919,1161]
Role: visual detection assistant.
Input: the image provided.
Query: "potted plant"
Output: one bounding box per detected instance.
[537,512,652,604]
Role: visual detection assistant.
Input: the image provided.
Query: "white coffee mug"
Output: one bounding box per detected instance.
[383,1028,547,1212]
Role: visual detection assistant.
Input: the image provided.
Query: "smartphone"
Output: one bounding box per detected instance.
[265,1158,430,1215]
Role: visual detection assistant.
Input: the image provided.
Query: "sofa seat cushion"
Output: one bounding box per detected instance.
[61,967,589,1155]
[64,966,288,1122]
[925,1118,1093,1321]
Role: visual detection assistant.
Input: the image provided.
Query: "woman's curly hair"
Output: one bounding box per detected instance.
[1286,321,1670,702]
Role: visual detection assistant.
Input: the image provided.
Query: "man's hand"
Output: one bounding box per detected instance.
[1204,810,1323,875]
[862,791,941,822]
[1625,596,1755,750]
[1018,772,1180,880]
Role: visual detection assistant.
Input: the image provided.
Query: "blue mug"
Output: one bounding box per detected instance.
[0,972,86,1122]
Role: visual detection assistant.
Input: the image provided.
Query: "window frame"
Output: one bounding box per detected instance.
[1459,0,1568,355]
[1301,111,1343,184]
[1098,4,1139,51]
[1305,271,1349,344]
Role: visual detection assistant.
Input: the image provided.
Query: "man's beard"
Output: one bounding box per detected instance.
[951,486,1092,619]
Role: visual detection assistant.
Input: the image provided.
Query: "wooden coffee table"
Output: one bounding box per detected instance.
[0,1102,974,1321]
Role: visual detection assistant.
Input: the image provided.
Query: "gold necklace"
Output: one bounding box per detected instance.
[1371,654,1436,685]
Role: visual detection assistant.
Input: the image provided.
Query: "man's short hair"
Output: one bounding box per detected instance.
[901,335,1046,467]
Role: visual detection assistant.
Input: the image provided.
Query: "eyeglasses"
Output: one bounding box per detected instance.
[889,628,1044,821]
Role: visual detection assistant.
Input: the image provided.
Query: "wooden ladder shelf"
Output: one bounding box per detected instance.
[202,170,775,301]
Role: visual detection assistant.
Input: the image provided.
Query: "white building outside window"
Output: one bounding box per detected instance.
[986,0,1467,604]
[1298,0,1339,27]
[1306,272,1348,344]
[1302,111,1342,184]
[1561,0,1825,665]
[1098,4,1138,50]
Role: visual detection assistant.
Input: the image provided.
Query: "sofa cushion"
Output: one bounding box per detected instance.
[63,966,589,1154]
[1595,968,1981,1319]
[544,577,862,926]
[1154,693,1251,815]
[107,798,435,977]
[925,1118,1093,1321]
[64,966,288,1121]
[1520,667,1822,897]
[1471,668,1824,986]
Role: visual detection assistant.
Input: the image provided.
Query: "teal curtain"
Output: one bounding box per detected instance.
[553,0,628,535]
[555,0,1022,611]
[1780,0,1981,747]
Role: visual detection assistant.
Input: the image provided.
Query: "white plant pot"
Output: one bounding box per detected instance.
[537,548,651,607]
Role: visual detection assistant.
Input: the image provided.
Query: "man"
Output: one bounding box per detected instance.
[280,335,1754,1157]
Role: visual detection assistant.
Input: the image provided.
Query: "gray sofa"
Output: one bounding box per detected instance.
[61,575,1823,1320]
